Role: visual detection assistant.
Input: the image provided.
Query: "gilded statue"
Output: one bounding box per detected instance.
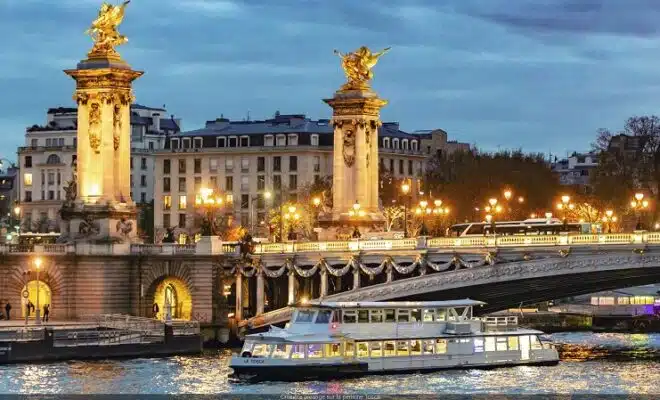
[334,46,390,91]
[113,104,122,150]
[89,103,102,153]
[343,128,356,167]
[86,1,131,58]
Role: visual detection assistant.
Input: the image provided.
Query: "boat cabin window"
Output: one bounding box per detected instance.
[423,309,435,322]
[252,343,273,357]
[397,341,409,356]
[410,340,422,355]
[411,309,422,322]
[396,309,410,322]
[358,310,369,323]
[241,341,254,354]
[436,308,447,321]
[423,340,435,354]
[384,309,396,322]
[291,344,305,359]
[272,344,292,359]
[383,341,396,356]
[296,310,315,323]
[325,343,341,357]
[357,342,369,358]
[508,336,519,350]
[474,338,484,352]
[370,341,383,357]
[370,310,384,323]
[531,335,543,350]
[485,337,496,352]
[496,337,508,351]
[307,344,323,358]
[435,339,447,354]
[344,342,355,357]
[316,310,332,324]
[332,311,341,323]
[343,311,357,323]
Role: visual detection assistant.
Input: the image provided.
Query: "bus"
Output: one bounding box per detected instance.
[449,218,593,237]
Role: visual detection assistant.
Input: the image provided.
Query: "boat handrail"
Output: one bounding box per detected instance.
[482,316,519,330]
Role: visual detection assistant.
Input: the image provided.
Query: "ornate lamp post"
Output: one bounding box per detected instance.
[487,198,498,234]
[348,201,365,238]
[282,205,300,240]
[33,257,42,326]
[556,195,574,231]
[401,182,411,238]
[630,192,649,230]
[250,190,271,236]
[603,209,616,234]
[416,200,431,236]
[195,188,224,236]
[431,200,449,236]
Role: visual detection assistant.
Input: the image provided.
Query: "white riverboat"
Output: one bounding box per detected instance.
[229,299,559,382]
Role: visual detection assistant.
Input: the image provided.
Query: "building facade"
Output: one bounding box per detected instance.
[551,152,598,194]
[153,113,469,240]
[17,105,181,235]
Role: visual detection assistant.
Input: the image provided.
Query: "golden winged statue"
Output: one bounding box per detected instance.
[334,46,390,91]
[86,0,131,58]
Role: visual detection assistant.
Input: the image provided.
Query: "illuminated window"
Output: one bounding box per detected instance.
[508,336,519,350]
[370,341,383,357]
[356,342,369,358]
[383,341,396,357]
[163,195,171,210]
[23,173,32,186]
[396,341,409,356]
[178,195,187,209]
[164,283,178,318]
[307,344,322,358]
[344,342,355,357]
[409,340,421,355]
[272,344,292,359]
[324,343,341,357]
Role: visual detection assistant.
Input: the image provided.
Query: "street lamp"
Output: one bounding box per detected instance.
[603,209,616,234]
[545,212,553,223]
[431,200,449,236]
[401,182,411,238]
[33,257,42,326]
[557,195,573,231]
[630,192,649,230]
[503,190,512,201]
[416,200,430,236]
[348,201,364,238]
[282,205,300,240]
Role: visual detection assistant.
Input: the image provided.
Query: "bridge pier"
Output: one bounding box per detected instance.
[235,271,243,321]
[288,270,295,305]
[353,268,360,290]
[386,266,393,283]
[320,270,328,298]
[256,270,264,315]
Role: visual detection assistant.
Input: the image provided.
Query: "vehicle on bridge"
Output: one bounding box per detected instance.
[450,218,593,237]
[229,299,559,382]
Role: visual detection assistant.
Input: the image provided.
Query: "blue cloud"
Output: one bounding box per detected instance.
[1,0,660,158]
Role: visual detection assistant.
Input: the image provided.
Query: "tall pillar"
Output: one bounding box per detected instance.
[353,268,361,291]
[318,47,389,239]
[256,270,264,315]
[288,270,296,305]
[386,266,393,283]
[320,269,328,298]
[235,272,243,321]
[61,2,141,243]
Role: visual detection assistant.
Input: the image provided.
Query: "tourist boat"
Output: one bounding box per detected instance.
[229,299,559,382]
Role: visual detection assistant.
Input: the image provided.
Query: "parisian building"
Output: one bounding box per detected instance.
[153,113,470,240]
[17,104,181,235]
[551,152,598,194]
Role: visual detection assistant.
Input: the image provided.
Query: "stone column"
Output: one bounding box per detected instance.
[256,269,264,315]
[288,270,296,305]
[336,275,342,293]
[320,269,328,298]
[235,272,243,321]
[353,268,360,291]
[386,265,393,283]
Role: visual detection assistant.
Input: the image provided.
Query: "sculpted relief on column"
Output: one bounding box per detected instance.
[334,119,370,168]
[88,102,102,154]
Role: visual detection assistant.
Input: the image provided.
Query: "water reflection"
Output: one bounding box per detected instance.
[1,333,660,395]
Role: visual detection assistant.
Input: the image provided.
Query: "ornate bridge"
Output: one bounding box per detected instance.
[237,232,660,330]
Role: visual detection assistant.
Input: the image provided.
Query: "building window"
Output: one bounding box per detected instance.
[178,213,186,228]
[289,192,297,202]
[209,159,218,172]
[264,135,274,147]
[273,156,281,172]
[408,160,413,175]
[48,190,54,200]
[170,138,179,149]
[164,195,172,210]
[163,159,170,174]
[140,175,147,187]
[194,177,201,192]
[182,138,191,149]
[288,134,298,146]
[241,194,249,209]
[23,173,32,186]
[31,139,38,147]
[178,177,186,192]
[402,139,409,151]
[240,213,248,227]
[46,154,61,164]
[217,137,226,147]
[289,174,298,190]
[57,172,61,185]
[229,136,238,147]
[225,159,234,172]
[178,195,187,209]
[149,141,154,150]
[57,190,60,200]
[210,176,217,189]
[24,191,32,202]
[24,156,32,168]
[163,177,171,192]
[313,156,320,172]
[411,140,418,151]
[140,157,147,170]
[311,134,319,146]
[194,137,202,148]
[163,213,170,228]
[241,176,249,192]
[273,175,282,191]
[383,138,390,149]
[140,192,147,203]
[178,159,186,173]
[276,135,286,146]
[257,175,265,191]
[257,157,265,172]
[225,176,233,191]
[240,136,249,147]
[289,156,298,171]
[194,158,201,174]
[389,159,394,172]
[48,172,54,185]
[241,157,249,172]
[393,139,400,149]
[399,160,404,174]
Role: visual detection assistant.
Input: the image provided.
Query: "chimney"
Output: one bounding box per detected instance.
[152,112,161,132]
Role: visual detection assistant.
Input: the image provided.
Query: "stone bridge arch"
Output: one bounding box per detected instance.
[4,261,66,320]
[143,260,195,320]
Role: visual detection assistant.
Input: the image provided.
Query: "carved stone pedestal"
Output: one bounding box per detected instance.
[60,201,138,243]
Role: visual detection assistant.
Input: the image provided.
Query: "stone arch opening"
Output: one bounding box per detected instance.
[146,276,192,320]
[21,280,52,319]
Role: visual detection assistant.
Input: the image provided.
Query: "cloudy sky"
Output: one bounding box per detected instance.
[2,0,660,159]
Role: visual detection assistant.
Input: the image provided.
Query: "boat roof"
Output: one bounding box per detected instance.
[304,299,486,309]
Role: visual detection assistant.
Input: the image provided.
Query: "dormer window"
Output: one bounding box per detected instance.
[402,139,409,151]
[411,140,418,151]
[193,137,202,149]
[182,138,191,149]
[393,138,400,150]
[276,134,286,146]
[217,137,226,148]
[383,137,390,149]
[311,134,319,146]
[229,136,238,147]
[288,134,298,146]
[240,136,249,147]
[171,138,179,149]
[265,135,274,147]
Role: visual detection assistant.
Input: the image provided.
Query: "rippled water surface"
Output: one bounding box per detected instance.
[2,333,660,395]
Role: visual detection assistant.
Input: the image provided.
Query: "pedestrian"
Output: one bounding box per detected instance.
[28,301,35,314]
[152,302,159,319]
[43,304,50,322]
[4,301,11,320]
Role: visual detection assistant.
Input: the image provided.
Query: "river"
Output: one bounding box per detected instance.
[1,332,660,395]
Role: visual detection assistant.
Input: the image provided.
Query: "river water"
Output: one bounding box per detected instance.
[1,332,660,395]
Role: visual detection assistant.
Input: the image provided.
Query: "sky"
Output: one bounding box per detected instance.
[3,0,660,160]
